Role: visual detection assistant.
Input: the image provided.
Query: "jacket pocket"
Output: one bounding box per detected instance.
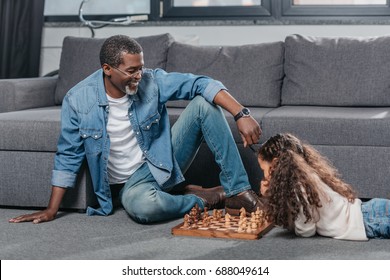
[140,112,161,140]
[79,128,103,155]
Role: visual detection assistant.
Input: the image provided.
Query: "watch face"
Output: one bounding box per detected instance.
[242,108,250,116]
[234,107,251,121]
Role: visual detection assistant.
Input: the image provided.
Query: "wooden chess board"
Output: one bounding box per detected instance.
[172,207,274,240]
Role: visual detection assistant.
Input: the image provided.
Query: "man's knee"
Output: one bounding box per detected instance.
[122,187,160,224]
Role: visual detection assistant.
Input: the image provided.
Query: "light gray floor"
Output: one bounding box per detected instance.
[1,207,390,260]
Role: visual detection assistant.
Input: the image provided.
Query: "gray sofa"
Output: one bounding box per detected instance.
[1,33,389,211]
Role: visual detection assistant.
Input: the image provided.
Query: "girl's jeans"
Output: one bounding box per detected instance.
[362,198,390,239]
[120,96,251,223]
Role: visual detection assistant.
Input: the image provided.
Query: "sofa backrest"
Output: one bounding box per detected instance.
[282,34,390,107]
[165,41,284,108]
[54,33,174,105]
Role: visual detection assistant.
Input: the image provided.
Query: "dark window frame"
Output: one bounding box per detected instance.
[161,0,272,20]
[282,0,390,17]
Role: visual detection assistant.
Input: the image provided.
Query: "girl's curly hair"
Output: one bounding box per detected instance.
[258,133,356,229]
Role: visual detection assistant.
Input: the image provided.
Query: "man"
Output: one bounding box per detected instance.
[9,35,263,224]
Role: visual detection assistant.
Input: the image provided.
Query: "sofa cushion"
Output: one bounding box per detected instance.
[165,41,284,108]
[0,106,61,152]
[0,77,56,113]
[260,106,390,147]
[55,33,174,105]
[311,145,390,199]
[282,34,390,106]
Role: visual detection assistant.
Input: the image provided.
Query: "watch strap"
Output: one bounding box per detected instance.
[234,108,250,122]
[234,111,243,121]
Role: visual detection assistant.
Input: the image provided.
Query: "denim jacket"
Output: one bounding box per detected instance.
[51,68,226,216]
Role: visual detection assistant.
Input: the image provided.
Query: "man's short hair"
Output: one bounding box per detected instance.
[99,35,143,67]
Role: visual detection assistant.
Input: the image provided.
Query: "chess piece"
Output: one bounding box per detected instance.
[225,213,231,227]
[217,209,223,220]
[255,207,261,224]
[251,213,258,230]
[259,208,265,227]
[212,209,218,219]
[250,212,256,222]
[203,207,209,219]
[238,216,247,233]
[238,218,247,233]
[183,214,191,228]
[195,204,201,220]
[239,207,246,218]
[190,206,200,222]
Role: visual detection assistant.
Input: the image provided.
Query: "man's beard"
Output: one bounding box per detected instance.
[125,85,137,96]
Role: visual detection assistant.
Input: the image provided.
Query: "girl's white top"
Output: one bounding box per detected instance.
[294,174,368,241]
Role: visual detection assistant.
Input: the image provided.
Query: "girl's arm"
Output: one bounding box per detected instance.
[294,208,316,237]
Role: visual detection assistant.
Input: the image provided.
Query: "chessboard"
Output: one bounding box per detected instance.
[172,205,274,240]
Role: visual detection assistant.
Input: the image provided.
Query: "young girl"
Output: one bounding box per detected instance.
[258,133,390,240]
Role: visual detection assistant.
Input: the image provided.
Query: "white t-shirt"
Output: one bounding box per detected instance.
[294,174,368,241]
[106,94,145,184]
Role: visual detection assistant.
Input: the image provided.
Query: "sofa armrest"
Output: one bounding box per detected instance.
[0,77,57,113]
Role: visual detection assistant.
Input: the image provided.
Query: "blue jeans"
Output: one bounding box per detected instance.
[120,96,251,223]
[362,198,390,239]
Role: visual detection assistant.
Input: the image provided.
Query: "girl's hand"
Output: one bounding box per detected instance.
[260,180,270,197]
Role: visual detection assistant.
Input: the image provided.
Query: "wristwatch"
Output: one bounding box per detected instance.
[234,107,251,121]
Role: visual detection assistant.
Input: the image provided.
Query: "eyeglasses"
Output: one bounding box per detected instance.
[111,65,144,78]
